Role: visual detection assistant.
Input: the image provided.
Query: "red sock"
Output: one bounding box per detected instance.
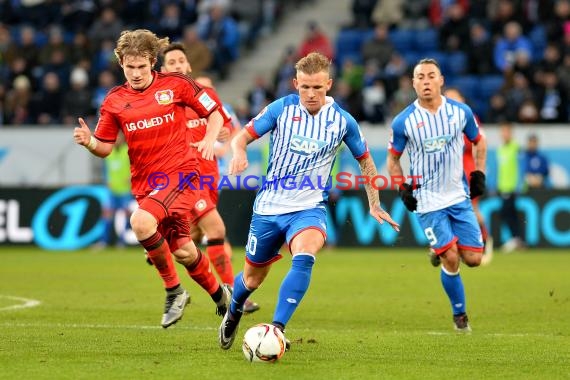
[480,223,489,244]
[186,248,220,295]
[207,239,234,285]
[140,232,180,289]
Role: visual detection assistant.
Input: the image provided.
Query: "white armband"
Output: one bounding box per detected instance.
[86,136,98,151]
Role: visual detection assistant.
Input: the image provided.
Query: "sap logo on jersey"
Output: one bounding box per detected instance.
[423,135,452,153]
[290,134,326,156]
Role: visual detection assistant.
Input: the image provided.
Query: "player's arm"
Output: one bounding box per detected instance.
[472,133,487,173]
[386,151,403,177]
[228,128,255,175]
[74,117,114,158]
[464,110,487,198]
[358,154,400,231]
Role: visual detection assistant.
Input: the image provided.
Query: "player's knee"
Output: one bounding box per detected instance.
[130,209,157,239]
[462,251,482,267]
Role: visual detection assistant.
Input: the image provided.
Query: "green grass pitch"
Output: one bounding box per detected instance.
[1,246,569,379]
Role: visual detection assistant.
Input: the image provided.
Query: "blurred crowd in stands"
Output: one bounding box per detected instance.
[253,0,570,126]
[0,0,312,126]
[1,0,570,127]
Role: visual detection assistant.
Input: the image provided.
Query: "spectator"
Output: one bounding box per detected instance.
[504,71,534,120]
[517,99,540,123]
[486,93,509,123]
[350,0,377,29]
[197,2,240,80]
[60,0,98,33]
[467,22,497,75]
[29,71,63,125]
[493,21,533,73]
[88,7,124,51]
[246,75,275,118]
[429,0,469,27]
[362,77,386,123]
[155,3,184,41]
[69,31,93,65]
[523,134,549,189]
[489,0,527,38]
[401,0,430,29]
[231,0,264,49]
[180,25,212,77]
[4,25,40,69]
[535,70,568,123]
[556,52,570,98]
[361,23,394,69]
[61,67,95,125]
[438,3,470,51]
[92,69,118,114]
[389,74,415,117]
[4,75,33,125]
[371,0,403,28]
[297,21,334,61]
[38,25,71,67]
[272,45,297,98]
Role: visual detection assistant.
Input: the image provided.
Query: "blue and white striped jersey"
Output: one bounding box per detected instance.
[246,95,369,215]
[389,96,481,213]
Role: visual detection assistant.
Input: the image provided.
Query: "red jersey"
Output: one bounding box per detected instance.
[185,106,233,179]
[94,71,227,196]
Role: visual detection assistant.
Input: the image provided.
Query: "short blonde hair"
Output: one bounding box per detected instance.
[295,52,331,75]
[114,29,169,63]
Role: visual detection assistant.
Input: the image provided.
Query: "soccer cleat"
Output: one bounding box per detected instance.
[219,309,242,350]
[428,248,441,267]
[284,336,291,352]
[453,313,472,332]
[215,284,232,317]
[161,290,190,328]
[243,299,260,314]
[272,323,291,351]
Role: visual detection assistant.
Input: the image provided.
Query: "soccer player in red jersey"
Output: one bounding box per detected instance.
[160,42,260,313]
[427,87,493,266]
[73,29,232,328]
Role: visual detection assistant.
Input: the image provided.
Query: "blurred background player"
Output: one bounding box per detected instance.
[388,59,487,332]
[95,133,133,249]
[426,87,493,266]
[74,30,231,328]
[219,52,399,351]
[497,122,526,252]
[524,134,550,190]
[161,43,259,313]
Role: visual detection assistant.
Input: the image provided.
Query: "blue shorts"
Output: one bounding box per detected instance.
[417,199,483,254]
[245,207,327,267]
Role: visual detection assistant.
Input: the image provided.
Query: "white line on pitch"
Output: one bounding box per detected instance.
[0,295,41,311]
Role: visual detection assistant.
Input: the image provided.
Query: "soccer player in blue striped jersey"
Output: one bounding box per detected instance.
[386,58,487,332]
[219,52,400,351]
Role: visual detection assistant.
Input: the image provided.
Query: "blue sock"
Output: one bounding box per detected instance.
[440,267,466,315]
[229,272,252,315]
[273,254,315,328]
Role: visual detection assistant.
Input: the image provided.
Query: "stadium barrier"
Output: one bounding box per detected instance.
[0,187,568,249]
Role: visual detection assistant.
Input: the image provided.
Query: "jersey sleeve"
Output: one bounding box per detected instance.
[244,98,282,139]
[179,76,231,123]
[93,96,120,143]
[342,111,369,161]
[388,114,407,156]
[462,105,481,143]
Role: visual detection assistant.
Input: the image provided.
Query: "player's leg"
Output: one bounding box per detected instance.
[133,197,184,328]
[270,208,326,351]
[219,213,284,349]
[452,199,484,268]
[418,208,469,331]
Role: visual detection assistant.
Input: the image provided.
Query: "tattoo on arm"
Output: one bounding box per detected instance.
[359,156,380,209]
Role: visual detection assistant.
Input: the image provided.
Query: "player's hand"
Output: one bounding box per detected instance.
[469,170,486,199]
[228,152,248,175]
[371,206,400,232]
[398,183,419,212]
[192,137,216,161]
[217,127,230,143]
[73,118,91,146]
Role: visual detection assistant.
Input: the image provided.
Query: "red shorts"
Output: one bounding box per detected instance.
[189,186,218,225]
[136,172,199,251]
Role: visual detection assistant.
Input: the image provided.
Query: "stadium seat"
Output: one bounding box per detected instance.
[335,29,371,69]
[528,25,547,61]
[478,75,504,100]
[413,28,439,52]
[446,75,478,101]
[446,52,467,76]
[402,51,422,66]
[389,29,414,53]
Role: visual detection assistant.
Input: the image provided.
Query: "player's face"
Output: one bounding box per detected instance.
[294,70,332,115]
[121,55,155,90]
[162,49,192,75]
[412,63,444,102]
